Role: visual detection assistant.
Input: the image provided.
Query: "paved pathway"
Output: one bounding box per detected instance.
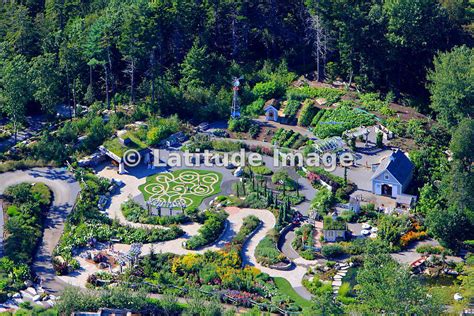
[0,168,81,293]
[238,208,314,300]
[91,161,317,296]
[254,117,316,139]
[280,231,299,260]
[59,203,314,301]
[59,208,264,285]
[38,158,315,302]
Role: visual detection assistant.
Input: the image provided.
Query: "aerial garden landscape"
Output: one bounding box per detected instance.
[0,0,473,315]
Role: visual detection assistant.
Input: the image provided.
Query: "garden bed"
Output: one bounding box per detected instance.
[184,210,228,250]
[134,250,302,312]
[121,199,190,225]
[255,234,289,267]
[271,128,308,149]
[292,224,318,260]
[0,182,52,301]
[311,103,376,138]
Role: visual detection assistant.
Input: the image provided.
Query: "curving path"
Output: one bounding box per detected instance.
[55,163,314,301]
[240,210,314,300]
[59,207,270,286]
[59,203,313,301]
[280,231,299,260]
[0,168,81,293]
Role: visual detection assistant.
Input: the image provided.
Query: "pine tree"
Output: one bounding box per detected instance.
[267,191,272,207]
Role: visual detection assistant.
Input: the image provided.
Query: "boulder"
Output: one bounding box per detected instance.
[26,287,37,296]
[20,291,32,300]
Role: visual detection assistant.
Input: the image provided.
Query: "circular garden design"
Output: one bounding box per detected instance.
[138,169,222,210]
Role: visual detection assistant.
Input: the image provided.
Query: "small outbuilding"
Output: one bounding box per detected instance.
[323,215,348,242]
[264,99,280,122]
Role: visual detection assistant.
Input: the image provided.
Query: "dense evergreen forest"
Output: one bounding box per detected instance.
[0,0,472,123]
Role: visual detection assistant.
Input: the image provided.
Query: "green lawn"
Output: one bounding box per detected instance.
[273,277,312,309]
[103,136,148,157]
[138,169,222,209]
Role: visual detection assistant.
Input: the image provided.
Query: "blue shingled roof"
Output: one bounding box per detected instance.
[371,150,414,185]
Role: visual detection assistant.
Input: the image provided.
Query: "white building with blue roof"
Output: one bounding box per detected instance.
[371,149,414,198]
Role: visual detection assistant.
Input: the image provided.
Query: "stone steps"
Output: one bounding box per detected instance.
[332,266,350,296]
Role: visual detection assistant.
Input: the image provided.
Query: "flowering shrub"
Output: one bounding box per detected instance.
[245,144,274,156]
[400,231,428,247]
[307,172,320,183]
[400,219,428,247]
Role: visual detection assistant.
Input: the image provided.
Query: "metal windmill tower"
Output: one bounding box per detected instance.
[231,76,243,118]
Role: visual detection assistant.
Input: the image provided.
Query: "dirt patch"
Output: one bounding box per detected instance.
[256,126,276,143]
[388,137,418,152]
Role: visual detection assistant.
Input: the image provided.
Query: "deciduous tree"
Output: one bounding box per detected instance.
[0,54,31,142]
[428,46,474,129]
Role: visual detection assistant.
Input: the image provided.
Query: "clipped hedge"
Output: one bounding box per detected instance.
[298,100,318,127]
